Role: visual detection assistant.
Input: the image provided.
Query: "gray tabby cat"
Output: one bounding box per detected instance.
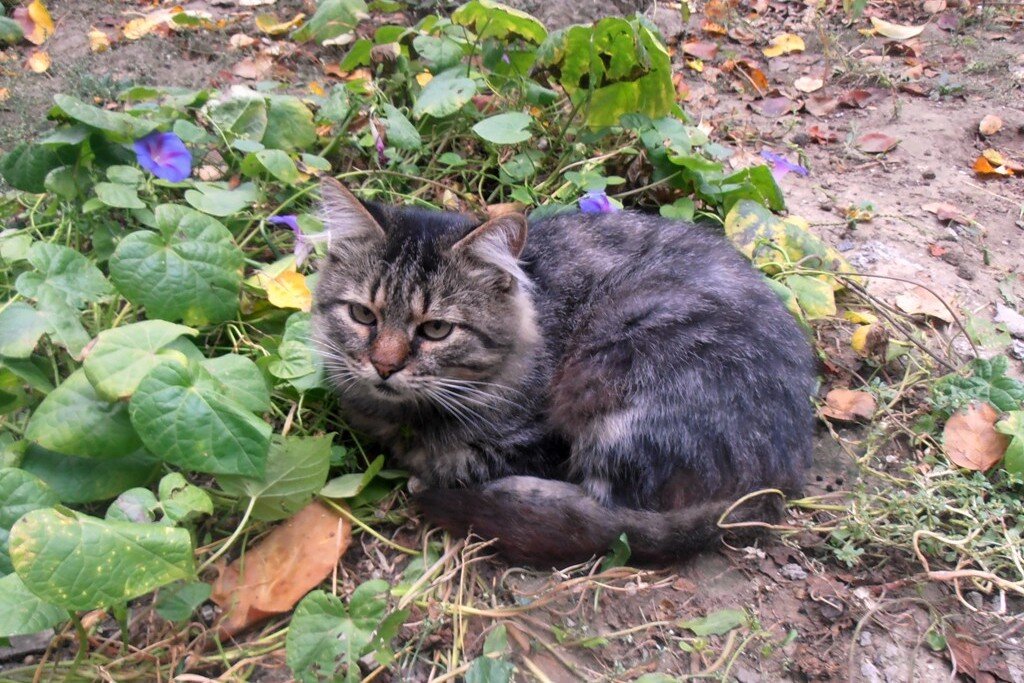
[312,178,815,564]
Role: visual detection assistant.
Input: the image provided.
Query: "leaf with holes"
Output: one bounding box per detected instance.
[10,508,193,611]
[129,361,271,477]
[109,205,243,326]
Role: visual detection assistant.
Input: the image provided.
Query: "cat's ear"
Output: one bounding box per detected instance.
[452,214,529,290]
[319,177,385,242]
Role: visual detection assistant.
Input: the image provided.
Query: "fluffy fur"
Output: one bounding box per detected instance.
[312,179,816,565]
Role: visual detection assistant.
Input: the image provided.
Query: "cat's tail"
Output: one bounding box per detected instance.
[412,476,783,566]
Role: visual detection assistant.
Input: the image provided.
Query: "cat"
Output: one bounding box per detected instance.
[311,178,816,565]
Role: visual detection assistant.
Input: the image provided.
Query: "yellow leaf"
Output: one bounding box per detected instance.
[415,71,433,87]
[0,88,9,103]
[869,16,924,41]
[25,0,54,45]
[88,29,111,53]
[254,12,305,36]
[123,8,183,40]
[686,58,704,72]
[762,33,804,58]
[255,267,312,312]
[844,310,878,325]
[308,81,325,96]
[26,50,50,73]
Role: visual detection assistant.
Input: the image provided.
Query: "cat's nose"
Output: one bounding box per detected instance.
[371,360,402,379]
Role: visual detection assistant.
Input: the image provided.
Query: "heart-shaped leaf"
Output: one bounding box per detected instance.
[51,94,157,139]
[10,508,194,611]
[263,95,317,152]
[15,243,113,311]
[199,354,271,413]
[472,112,533,145]
[380,104,421,150]
[109,205,243,326]
[83,320,198,400]
[413,71,477,119]
[183,181,259,217]
[129,361,271,477]
[20,445,161,503]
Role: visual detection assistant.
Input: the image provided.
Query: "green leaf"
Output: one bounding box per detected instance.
[242,149,301,184]
[320,455,384,499]
[94,182,145,210]
[337,39,372,73]
[659,198,695,221]
[154,581,211,623]
[472,113,533,145]
[263,96,317,152]
[129,361,271,477]
[158,472,214,523]
[0,468,60,575]
[413,35,464,70]
[995,412,1024,475]
[465,656,515,683]
[199,354,271,413]
[679,608,746,636]
[106,487,159,524]
[413,71,478,119]
[0,357,54,395]
[83,320,198,401]
[0,143,75,194]
[380,105,421,150]
[183,181,259,217]
[452,0,547,43]
[51,94,157,139]
[25,370,143,459]
[268,312,323,390]
[19,445,160,503]
[0,16,25,45]
[106,165,144,185]
[206,95,268,140]
[0,574,66,637]
[0,303,49,358]
[10,508,194,611]
[36,296,90,358]
[933,356,1024,416]
[286,582,390,683]
[784,274,836,319]
[109,205,243,326]
[218,434,332,521]
[293,0,368,44]
[600,532,632,571]
[16,243,113,311]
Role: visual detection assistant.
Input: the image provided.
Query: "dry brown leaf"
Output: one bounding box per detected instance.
[805,94,839,117]
[123,8,182,40]
[0,88,9,103]
[750,96,800,118]
[978,114,1002,136]
[232,55,273,79]
[982,148,1022,172]
[701,19,727,35]
[26,50,49,73]
[894,286,955,323]
[921,202,972,225]
[870,17,925,40]
[683,41,718,60]
[806,123,838,143]
[973,154,1014,177]
[763,33,804,58]
[855,131,899,154]
[229,33,257,49]
[850,324,889,359]
[821,389,877,422]
[13,0,54,45]
[210,500,351,637]
[88,29,111,52]
[793,76,823,93]
[838,88,881,108]
[943,403,1009,471]
[923,0,946,13]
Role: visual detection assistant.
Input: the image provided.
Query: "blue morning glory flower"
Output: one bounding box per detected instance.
[760,150,808,181]
[269,215,314,265]
[579,190,618,214]
[133,131,192,182]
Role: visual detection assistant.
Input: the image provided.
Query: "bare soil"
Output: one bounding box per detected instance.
[2,0,1023,680]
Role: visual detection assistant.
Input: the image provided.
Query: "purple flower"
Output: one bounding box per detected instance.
[269,215,314,265]
[133,131,192,182]
[579,190,618,214]
[501,52,511,64]
[760,150,808,181]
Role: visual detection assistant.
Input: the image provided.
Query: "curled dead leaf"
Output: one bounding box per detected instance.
[210,500,351,637]
[921,202,972,225]
[943,403,1009,471]
[26,50,49,73]
[793,76,824,93]
[14,0,54,45]
[821,389,877,422]
[851,324,889,359]
[855,131,899,154]
[806,123,839,143]
[255,12,305,36]
[923,0,946,13]
[750,96,800,118]
[978,115,1002,136]
[894,286,955,323]
[870,17,924,40]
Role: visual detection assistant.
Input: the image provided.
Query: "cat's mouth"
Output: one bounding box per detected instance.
[373,382,400,396]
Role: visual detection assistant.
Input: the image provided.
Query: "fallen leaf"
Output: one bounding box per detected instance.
[982,148,1022,172]
[929,244,949,257]
[922,202,972,225]
[701,19,727,35]
[686,58,704,72]
[895,286,955,323]
[232,55,273,79]
[308,81,325,96]
[855,131,899,154]
[821,389,877,422]
[844,310,878,325]
[0,88,9,103]
[14,0,54,45]
[763,33,804,58]
[254,12,304,36]
[210,500,351,637]
[978,115,1002,136]
[838,89,882,108]
[197,164,225,181]
[806,123,839,143]
[123,8,182,40]
[254,266,312,311]
[850,323,889,359]
[973,154,1014,177]
[805,94,839,117]
[793,76,823,93]
[26,50,49,73]
[750,96,800,117]
[923,0,946,12]
[229,33,256,49]
[88,29,111,52]
[943,403,1009,471]
[683,41,718,60]
[994,302,1024,339]
[870,17,925,40]
[936,12,958,30]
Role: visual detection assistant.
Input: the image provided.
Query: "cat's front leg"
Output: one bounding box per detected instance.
[399,441,495,490]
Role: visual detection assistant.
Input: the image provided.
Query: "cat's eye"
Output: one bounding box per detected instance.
[349,303,377,326]
[419,320,454,341]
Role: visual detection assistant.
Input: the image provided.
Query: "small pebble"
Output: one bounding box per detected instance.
[1010,340,1024,360]
[922,170,936,179]
[791,132,811,146]
[956,264,976,280]
[779,563,808,580]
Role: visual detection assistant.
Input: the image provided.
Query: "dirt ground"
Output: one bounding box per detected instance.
[2,0,1023,680]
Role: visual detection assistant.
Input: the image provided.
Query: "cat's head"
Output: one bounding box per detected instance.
[311,178,538,407]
